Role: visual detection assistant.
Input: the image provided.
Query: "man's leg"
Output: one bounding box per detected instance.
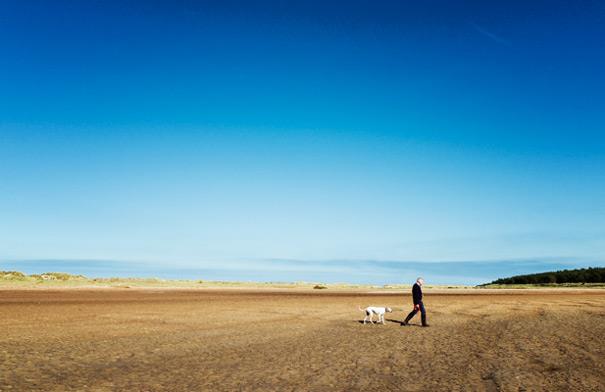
[401,308,417,326]
[420,302,429,327]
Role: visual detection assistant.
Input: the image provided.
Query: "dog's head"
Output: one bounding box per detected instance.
[386,307,392,313]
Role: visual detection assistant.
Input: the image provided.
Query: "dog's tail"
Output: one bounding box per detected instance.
[358,305,365,312]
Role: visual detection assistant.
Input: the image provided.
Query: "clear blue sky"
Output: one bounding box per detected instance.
[1,1,604,284]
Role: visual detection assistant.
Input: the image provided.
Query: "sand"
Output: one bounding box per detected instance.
[1,288,604,391]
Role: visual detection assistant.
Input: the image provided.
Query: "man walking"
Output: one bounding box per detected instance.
[402,277,429,327]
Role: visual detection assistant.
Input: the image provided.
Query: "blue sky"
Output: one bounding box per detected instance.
[1,1,604,284]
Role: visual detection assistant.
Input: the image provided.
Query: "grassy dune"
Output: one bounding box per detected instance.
[4,270,604,290]
[0,270,425,290]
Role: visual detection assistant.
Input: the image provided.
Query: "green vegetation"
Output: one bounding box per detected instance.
[482,267,605,286]
[0,271,28,280]
[480,283,605,289]
[35,272,87,281]
[1,271,87,281]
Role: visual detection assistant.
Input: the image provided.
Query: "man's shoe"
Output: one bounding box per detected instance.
[401,321,408,326]
[421,315,428,327]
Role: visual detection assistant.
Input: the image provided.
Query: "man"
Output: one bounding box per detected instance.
[402,277,429,327]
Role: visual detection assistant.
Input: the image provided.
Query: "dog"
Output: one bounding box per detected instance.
[359,306,392,324]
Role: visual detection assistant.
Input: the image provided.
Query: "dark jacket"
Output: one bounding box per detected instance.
[412,282,423,305]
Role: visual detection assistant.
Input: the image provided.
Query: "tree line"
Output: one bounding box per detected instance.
[487,267,605,285]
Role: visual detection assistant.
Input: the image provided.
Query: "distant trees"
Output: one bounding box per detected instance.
[488,267,605,285]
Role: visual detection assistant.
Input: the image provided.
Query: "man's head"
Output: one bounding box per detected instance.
[416,277,424,286]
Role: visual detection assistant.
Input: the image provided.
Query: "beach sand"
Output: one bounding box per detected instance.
[1,288,604,391]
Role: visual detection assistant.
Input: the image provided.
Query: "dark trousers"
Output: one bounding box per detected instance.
[403,301,427,325]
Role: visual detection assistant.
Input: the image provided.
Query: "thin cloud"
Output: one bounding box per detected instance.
[470,22,512,46]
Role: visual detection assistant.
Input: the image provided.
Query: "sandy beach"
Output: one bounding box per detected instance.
[1,287,604,391]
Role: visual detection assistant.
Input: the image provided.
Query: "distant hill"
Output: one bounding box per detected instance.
[0,271,87,281]
[485,267,605,285]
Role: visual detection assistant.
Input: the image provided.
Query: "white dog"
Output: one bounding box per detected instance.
[359,306,392,324]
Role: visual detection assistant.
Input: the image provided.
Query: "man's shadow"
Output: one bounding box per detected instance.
[356,319,395,325]
[356,318,418,326]
[386,318,422,326]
